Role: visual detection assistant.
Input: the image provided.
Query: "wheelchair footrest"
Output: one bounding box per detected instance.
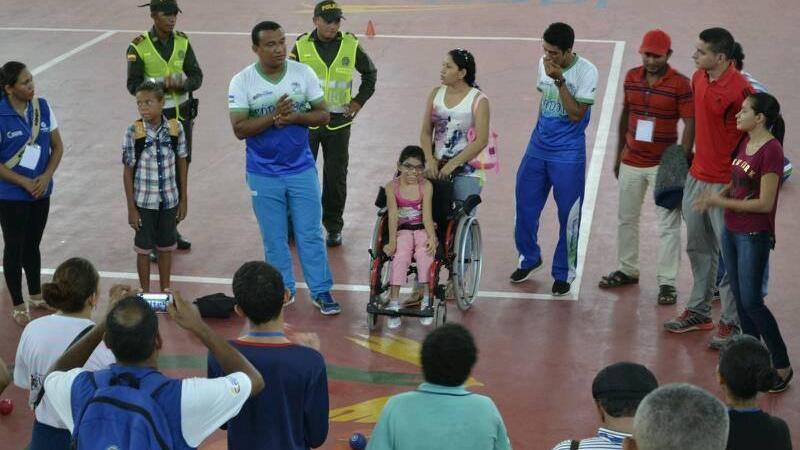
[367,303,434,318]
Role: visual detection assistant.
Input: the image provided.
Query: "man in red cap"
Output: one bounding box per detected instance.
[598,29,694,306]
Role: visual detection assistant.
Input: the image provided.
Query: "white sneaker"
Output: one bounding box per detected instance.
[387,301,402,329]
[420,297,433,326]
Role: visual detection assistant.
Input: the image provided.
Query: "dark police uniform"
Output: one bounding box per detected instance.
[290,0,377,245]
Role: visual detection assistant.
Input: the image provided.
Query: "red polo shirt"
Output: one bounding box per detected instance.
[622,65,694,167]
[691,63,754,183]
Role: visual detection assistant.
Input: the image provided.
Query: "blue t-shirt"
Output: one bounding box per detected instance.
[0,97,56,200]
[228,60,324,176]
[527,55,598,163]
[207,341,329,450]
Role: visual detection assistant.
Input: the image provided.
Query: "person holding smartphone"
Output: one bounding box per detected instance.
[43,291,265,449]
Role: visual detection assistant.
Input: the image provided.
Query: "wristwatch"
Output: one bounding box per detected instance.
[553,77,565,88]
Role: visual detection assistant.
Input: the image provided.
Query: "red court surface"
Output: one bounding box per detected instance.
[1,1,798,448]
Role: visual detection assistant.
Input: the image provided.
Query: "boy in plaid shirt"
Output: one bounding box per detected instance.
[122,81,188,292]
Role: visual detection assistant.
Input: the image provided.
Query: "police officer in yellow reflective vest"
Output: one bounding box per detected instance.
[291,0,377,247]
[127,0,202,253]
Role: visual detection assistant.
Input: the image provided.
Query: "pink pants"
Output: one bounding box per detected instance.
[390,229,434,285]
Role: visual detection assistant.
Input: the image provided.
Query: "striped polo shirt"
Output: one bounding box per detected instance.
[622,65,693,168]
[551,427,630,449]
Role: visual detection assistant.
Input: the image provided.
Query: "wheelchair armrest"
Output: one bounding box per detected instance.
[462,194,482,216]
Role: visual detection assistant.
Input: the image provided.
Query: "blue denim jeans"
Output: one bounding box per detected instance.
[716,253,769,297]
[721,229,790,369]
[247,169,333,297]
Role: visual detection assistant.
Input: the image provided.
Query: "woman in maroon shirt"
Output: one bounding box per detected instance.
[695,92,792,393]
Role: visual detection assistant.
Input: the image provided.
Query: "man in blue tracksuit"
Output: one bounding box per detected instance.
[511,22,598,296]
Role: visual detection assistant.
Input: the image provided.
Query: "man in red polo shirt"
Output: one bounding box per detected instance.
[664,28,753,349]
[599,30,694,306]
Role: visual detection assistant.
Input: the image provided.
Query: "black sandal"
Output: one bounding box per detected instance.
[657,285,677,305]
[598,271,639,289]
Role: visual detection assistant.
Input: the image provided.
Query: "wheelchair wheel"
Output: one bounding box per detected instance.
[453,216,483,311]
[434,299,447,327]
[369,215,391,306]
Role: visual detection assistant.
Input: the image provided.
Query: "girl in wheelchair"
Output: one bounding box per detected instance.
[382,146,437,328]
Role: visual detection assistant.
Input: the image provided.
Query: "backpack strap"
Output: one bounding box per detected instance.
[33,325,95,410]
[3,97,41,169]
[132,119,147,175]
[166,118,180,155]
[570,440,581,450]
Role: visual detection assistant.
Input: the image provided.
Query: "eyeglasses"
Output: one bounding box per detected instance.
[400,163,425,172]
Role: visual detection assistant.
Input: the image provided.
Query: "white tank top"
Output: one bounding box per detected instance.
[431,86,481,160]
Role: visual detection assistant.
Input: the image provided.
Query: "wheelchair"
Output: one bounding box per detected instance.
[367,179,483,330]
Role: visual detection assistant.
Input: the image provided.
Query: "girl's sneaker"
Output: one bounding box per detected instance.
[387,301,402,329]
[420,297,433,326]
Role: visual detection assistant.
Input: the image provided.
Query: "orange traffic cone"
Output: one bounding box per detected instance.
[366,20,376,38]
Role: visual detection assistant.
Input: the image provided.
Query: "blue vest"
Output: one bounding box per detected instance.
[0,97,54,200]
[70,365,192,450]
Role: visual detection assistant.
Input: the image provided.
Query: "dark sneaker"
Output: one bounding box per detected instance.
[326,232,343,247]
[769,368,794,393]
[177,235,192,250]
[312,292,341,315]
[552,280,570,296]
[664,309,714,333]
[708,321,742,350]
[510,260,543,283]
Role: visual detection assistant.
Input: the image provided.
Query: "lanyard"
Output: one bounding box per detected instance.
[248,331,285,337]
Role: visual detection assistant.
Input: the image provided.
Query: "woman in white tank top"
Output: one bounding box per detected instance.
[420,48,491,202]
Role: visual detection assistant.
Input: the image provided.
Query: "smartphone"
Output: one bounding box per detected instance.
[139,293,173,313]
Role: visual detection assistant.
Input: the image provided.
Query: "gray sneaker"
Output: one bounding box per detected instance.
[708,321,742,350]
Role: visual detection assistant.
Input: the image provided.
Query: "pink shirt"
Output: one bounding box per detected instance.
[725,137,784,235]
[394,178,424,226]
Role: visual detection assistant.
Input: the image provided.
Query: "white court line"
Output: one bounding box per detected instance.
[1,25,625,301]
[0,26,623,44]
[30,31,116,76]
[570,40,626,301]
[2,267,563,301]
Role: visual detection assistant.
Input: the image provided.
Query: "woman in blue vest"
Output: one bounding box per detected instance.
[0,61,63,326]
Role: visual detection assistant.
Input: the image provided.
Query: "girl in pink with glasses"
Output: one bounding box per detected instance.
[382,145,437,329]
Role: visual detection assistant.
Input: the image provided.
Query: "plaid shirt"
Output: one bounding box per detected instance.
[121,116,187,210]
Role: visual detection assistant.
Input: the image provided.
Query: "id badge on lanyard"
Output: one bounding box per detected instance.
[635,86,655,143]
[19,144,41,169]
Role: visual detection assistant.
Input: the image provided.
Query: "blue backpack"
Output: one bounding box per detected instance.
[71,370,174,450]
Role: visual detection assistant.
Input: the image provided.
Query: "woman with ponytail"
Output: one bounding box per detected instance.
[420,48,490,202]
[695,92,793,393]
[0,61,64,326]
[13,257,117,449]
[718,335,792,449]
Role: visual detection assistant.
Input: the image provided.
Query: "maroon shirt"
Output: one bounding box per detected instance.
[725,137,784,235]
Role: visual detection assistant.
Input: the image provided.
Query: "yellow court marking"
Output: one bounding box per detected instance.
[332,333,483,423]
[330,395,393,423]
[347,333,483,386]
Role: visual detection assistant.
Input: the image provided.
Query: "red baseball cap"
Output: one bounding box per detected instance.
[639,29,671,56]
